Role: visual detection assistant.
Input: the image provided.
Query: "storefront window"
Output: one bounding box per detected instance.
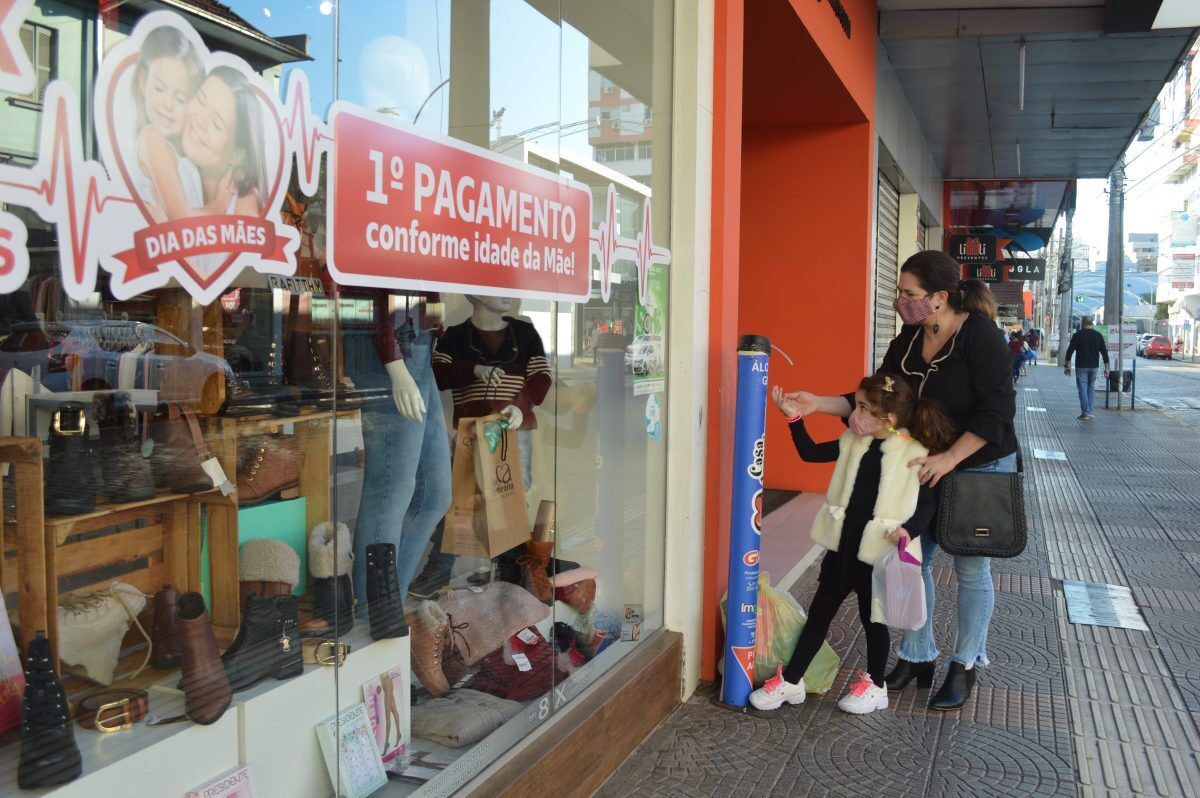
[0,1,671,794]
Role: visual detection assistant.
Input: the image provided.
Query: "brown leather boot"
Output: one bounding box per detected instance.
[177,592,232,725]
[150,586,182,669]
[237,435,303,505]
[407,601,450,697]
[517,541,554,602]
[239,580,293,605]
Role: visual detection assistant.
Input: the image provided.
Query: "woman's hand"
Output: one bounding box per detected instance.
[908,451,959,487]
[772,386,815,419]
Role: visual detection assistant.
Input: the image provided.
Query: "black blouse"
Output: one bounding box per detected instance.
[847,313,1017,471]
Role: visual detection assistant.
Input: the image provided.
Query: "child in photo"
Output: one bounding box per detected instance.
[749,373,954,715]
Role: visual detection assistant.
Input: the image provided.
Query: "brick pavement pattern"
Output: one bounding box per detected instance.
[595,365,1200,797]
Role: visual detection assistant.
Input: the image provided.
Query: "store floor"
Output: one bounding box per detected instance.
[595,362,1200,797]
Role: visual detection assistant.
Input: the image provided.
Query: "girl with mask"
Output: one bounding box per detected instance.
[749,374,955,715]
[779,250,1017,711]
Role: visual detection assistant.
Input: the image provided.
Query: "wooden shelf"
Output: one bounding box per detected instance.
[233,407,358,435]
[46,489,218,544]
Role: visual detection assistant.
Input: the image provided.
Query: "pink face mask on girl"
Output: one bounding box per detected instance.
[848,408,883,436]
[893,295,934,326]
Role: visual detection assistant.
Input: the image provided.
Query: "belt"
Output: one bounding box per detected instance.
[303,638,351,666]
[76,689,149,732]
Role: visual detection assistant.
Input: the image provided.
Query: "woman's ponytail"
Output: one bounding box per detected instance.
[954,279,998,320]
[909,398,957,454]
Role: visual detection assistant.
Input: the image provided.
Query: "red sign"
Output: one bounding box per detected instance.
[328,107,592,301]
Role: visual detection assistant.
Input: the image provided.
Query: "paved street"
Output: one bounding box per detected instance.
[595,363,1200,798]
[1126,355,1200,427]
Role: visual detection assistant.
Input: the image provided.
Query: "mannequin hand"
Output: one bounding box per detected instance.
[501,404,524,429]
[771,386,804,419]
[474,365,505,387]
[385,360,425,421]
[908,452,958,488]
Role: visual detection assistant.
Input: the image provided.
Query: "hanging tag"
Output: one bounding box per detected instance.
[141,439,155,458]
[512,653,532,672]
[201,458,235,495]
[516,628,538,645]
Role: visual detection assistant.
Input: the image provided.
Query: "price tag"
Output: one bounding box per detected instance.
[201,457,235,495]
[512,653,532,672]
[516,628,538,645]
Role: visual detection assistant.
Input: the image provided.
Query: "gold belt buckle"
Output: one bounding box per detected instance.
[95,698,133,733]
[53,408,87,436]
[316,640,349,666]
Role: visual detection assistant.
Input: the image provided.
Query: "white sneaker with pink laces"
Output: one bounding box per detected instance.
[837,670,889,714]
[748,665,806,711]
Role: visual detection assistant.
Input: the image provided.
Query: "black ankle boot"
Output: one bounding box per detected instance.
[222,594,302,691]
[366,543,409,640]
[929,661,976,710]
[311,574,355,633]
[18,632,82,789]
[885,658,936,692]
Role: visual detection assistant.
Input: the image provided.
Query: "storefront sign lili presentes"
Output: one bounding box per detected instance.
[0,9,669,305]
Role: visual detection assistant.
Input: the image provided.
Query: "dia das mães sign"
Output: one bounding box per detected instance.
[949,234,997,265]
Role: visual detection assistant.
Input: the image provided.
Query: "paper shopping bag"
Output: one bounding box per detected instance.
[442,418,488,557]
[474,415,531,555]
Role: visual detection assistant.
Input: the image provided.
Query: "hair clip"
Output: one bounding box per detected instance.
[883,376,895,393]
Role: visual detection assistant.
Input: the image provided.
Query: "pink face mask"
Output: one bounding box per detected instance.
[893,295,935,326]
[848,408,883,436]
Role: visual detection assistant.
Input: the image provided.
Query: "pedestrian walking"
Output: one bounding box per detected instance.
[1064,316,1110,420]
[1009,331,1026,384]
[749,374,954,715]
[1025,328,1041,365]
[781,250,1018,710]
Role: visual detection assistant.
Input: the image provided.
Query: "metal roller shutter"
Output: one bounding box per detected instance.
[874,174,900,368]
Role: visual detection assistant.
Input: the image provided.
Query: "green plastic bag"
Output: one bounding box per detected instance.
[720,572,840,692]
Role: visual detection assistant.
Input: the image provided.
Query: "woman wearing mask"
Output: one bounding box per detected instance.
[782,250,1017,710]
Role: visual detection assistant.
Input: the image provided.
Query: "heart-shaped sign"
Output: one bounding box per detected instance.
[93,12,297,302]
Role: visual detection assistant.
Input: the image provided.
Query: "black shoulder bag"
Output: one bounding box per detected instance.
[934,463,1026,558]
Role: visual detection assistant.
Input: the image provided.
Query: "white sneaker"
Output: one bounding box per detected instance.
[749,665,806,710]
[837,670,889,715]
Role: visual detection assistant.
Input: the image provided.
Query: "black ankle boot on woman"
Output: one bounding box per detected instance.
[929,661,977,710]
[884,658,936,692]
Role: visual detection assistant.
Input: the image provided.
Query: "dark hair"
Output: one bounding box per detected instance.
[207,66,268,207]
[900,250,998,320]
[858,373,957,454]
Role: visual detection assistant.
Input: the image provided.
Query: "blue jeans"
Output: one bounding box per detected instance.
[345,329,452,601]
[1076,367,1099,415]
[897,452,1017,668]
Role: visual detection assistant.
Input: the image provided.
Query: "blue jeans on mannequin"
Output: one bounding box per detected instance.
[1076,367,1099,416]
[896,452,1018,668]
[345,330,452,604]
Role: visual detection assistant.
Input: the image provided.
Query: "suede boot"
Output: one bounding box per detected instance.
[177,593,232,725]
[517,540,554,602]
[237,435,303,505]
[406,601,450,697]
[366,543,408,640]
[151,586,182,670]
[221,593,303,692]
[307,522,354,634]
[17,632,82,789]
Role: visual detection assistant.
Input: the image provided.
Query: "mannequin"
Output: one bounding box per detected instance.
[414,295,551,591]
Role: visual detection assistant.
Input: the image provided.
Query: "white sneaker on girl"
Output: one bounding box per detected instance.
[837,670,889,714]
[749,665,806,711]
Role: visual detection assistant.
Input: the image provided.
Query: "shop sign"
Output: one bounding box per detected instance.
[1172,212,1198,247]
[1004,258,1046,281]
[949,234,997,264]
[966,262,1008,283]
[0,11,670,306]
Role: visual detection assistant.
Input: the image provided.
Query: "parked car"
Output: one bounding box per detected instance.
[0,320,245,404]
[1144,335,1174,360]
[1136,333,1156,356]
[625,334,663,375]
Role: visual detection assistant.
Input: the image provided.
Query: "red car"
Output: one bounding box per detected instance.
[1145,335,1174,359]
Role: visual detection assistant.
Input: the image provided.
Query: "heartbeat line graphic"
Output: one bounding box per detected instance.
[589,183,671,304]
[282,71,332,197]
[0,87,133,298]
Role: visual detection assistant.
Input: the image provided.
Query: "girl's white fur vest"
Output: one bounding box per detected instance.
[810,429,927,566]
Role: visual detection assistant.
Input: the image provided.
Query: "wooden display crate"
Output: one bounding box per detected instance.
[0,437,48,656]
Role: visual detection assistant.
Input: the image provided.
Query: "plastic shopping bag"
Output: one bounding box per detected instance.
[720,573,840,692]
[870,535,927,630]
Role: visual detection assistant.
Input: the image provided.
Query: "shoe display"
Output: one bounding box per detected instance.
[929,661,976,711]
[150,586,182,670]
[884,658,935,692]
[221,593,303,692]
[516,540,554,601]
[17,632,82,789]
[307,522,355,634]
[237,434,303,505]
[748,664,806,711]
[237,537,301,605]
[407,601,450,697]
[56,581,147,686]
[550,567,598,615]
[366,543,409,640]
[176,593,232,726]
[837,670,889,714]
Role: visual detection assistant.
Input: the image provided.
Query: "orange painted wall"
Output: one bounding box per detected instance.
[739,123,876,495]
[787,0,877,120]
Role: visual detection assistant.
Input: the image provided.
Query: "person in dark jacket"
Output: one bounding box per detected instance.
[1064,316,1109,420]
[779,250,1018,711]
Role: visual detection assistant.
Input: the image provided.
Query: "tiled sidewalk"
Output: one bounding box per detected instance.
[595,365,1200,798]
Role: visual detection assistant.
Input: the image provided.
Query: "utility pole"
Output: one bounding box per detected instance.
[1057,185,1076,367]
[1105,158,1126,408]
